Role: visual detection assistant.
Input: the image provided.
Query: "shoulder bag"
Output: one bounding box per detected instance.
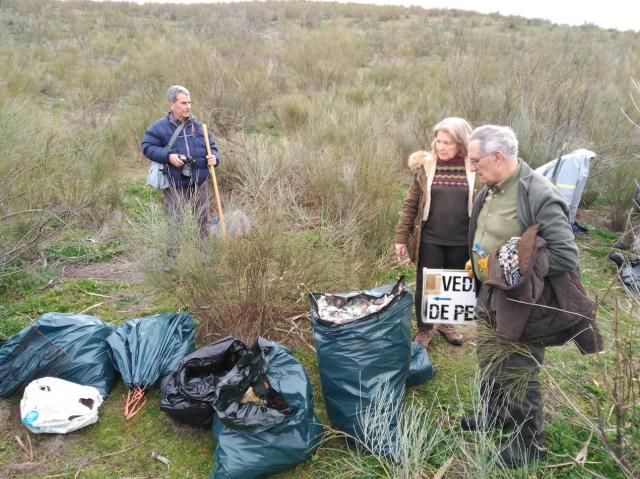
[146,123,185,190]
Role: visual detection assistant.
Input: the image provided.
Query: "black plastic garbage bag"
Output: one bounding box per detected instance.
[406,342,435,387]
[310,279,412,456]
[210,338,323,479]
[160,336,247,428]
[107,312,195,418]
[0,313,116,398]
[610,251,640,293]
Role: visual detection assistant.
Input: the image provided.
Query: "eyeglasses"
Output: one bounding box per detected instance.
[469,150,499,165]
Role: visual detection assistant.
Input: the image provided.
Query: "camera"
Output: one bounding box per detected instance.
[179,155,196,178]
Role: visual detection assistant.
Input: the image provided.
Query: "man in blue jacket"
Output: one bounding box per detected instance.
[142,85,220,236]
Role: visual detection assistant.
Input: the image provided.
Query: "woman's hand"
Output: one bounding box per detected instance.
[395,243,408,261]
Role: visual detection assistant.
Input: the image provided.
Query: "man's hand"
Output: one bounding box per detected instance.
[169,153,184,168]
[206,154,218,167]
[465,260,473,278]
[395,243,408,262]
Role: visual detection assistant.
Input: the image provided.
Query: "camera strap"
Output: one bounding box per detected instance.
[166,123,185,150]
[159,123,187,178]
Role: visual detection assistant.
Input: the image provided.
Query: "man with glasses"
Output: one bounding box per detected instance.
[463,125,579,468]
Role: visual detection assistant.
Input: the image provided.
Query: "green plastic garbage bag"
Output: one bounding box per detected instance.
[210,338,323,479]
[406,341,435,386]
[310,279,412,456]
[106,312,196,389]
[0,313,115,398]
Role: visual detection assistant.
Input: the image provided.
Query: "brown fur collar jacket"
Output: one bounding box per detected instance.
[394,151,475,263]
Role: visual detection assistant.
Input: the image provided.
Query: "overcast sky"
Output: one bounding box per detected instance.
[357,0,638,31]
[96,0,639,31]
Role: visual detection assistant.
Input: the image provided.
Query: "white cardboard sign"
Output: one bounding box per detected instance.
[420,268,476,325]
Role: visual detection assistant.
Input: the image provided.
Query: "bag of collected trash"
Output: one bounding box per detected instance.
[609,251,640,293]
[160,336,247,428]
[210,337,323,479]
[310,278,412,456]
[406,342,435,386]
[0,313,116,398]
[20,377,103,434]
[107,312,196,419]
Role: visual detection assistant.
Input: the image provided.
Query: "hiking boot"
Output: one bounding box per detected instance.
[437,324,463,346]
[461,415,490,431]
[499,442,547,469]
[415,329,434,348]
[460,415,512,431]
[609,251,625,267]
[572,222,588,234]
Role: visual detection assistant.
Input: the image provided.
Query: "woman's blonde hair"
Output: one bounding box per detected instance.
[430,117,473,159]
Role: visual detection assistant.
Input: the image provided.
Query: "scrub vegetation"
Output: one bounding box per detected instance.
[0,0,638,478]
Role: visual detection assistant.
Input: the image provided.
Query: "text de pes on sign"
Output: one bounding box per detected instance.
[420,269,476,324]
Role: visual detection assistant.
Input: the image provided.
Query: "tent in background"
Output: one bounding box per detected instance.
[536,149,596,231]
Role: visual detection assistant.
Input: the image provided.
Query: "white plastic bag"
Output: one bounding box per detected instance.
[20,377,104,434]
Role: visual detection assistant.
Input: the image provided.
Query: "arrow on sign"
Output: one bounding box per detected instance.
[432,296,451,301]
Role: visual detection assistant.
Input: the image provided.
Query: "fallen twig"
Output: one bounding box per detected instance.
[505,297,595,321]
[432,456,454,479]
[296,331,316,353]
[15,434,33,461]
[542,460,601,468]
[74,440,149,479]
[39,278,57,291]
[284,313,308,322]
[78,290,115,299]
[151,451,170,469]
[80,301,106,314]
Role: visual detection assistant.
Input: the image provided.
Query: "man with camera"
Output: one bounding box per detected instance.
[141,85,220,236]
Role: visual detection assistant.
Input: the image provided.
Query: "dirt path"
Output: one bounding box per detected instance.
[57,260,144,284]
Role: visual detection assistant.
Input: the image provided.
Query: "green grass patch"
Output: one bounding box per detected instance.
[245,120,281,137]
[0,278,132,336]
[122,180,165,217]
[0,267,52,297]
[43,239,125,264]
[545,421,625,479]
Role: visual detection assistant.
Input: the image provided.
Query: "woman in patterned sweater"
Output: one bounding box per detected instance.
[394,117,476,348]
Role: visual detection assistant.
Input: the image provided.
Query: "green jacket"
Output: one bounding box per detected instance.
[469,160,578,280]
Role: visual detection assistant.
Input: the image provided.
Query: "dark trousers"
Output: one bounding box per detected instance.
[163,184,211,238]
[476,301,546,447]
[415,242,468,330]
